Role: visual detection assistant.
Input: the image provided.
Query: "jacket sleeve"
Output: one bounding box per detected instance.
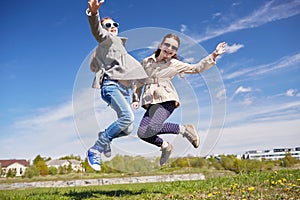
[174,54,217,74]
[86,9,107,43]
[132,79,145,103]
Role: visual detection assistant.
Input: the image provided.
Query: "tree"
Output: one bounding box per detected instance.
[33,155,48,176]
[67,163,72,173]
[24,165,39,178]
[60,155,81,161]
[48,166,58,175]
[33,155,44,165]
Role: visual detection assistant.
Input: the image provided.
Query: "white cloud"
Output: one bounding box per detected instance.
[225,43,244,54]
[286,89,295,97]
[213,119,300,155]
[252,53,300,76]
[180,24,187,33]
[147,41,160,50]
[212,12,221,19]
[192,0,300,42]
[227,100,300,125]
[240,97,254,106]
[1,91,299,160]
[234,86,252,95]
[182,57,195,63]
[230,86,252,101]
[216,88,226,101]
[224,52,300,80]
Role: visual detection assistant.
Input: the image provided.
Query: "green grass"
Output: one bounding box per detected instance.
[0,169,299,200]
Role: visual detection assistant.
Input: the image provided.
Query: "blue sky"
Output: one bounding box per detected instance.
[1,0,300,161]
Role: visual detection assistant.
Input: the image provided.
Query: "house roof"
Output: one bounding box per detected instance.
[68,159,81,165]
[46,159,82,166]
[46,159,69,166]
[0,159,29,168]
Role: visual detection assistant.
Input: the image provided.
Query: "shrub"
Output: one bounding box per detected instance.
[23,165,39,178]
[48,167,58,175]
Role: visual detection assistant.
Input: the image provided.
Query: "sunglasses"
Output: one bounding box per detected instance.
[102,22,119,29]
[162,42,178,51]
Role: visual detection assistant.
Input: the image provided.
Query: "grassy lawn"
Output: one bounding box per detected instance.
[0,169,299,199]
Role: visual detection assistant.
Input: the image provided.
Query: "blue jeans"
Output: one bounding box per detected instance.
[94,79,134,150]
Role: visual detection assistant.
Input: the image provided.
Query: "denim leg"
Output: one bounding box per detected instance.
[99,81,134,143]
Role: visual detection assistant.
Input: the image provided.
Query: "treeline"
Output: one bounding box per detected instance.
[4,152,298,179]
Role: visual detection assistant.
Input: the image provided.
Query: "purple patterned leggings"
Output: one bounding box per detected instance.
[137,101,180,147]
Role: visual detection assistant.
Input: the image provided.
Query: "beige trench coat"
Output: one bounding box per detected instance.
[132,54,216,109]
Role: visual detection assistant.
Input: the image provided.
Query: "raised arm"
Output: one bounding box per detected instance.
[86,0,107,42]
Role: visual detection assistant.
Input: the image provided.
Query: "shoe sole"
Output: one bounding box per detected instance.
[193,133,200,148]
[188,125,200,148]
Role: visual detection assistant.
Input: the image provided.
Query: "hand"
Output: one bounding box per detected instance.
[88,0,104,15]
[132,102,140,110]
[214,42,227,56]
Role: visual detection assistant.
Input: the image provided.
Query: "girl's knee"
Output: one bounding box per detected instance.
[137,128,145,139]
[124,111,134,124]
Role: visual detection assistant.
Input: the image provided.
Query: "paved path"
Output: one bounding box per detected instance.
[0,173,205,190]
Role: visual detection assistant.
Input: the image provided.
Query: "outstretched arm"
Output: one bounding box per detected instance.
[178,42,227,74]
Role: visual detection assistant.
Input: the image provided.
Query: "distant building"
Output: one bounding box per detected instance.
[46,159,84,172]
[0,159,29,177]
[242,147,300,160]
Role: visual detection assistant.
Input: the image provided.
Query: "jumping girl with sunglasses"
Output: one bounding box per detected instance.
[86,0,147,171]
[132,34,226,166]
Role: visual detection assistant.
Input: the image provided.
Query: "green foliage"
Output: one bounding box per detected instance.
[58,166,67,175]
[23,165,39,178]
[207,157,223,170]
[219,155,277,174]
[281,152,296,167]
[67,164,72,173]
[32,155,49,176]
[0,169,299,199]
[82,158,95,173]
[48,167,58,175]
[105,155,154,173]
[35,160,49,176]
[33,155,45,165]
[190,157,207,168]
[59,154,81,161]
[6,168,16,178]
[220,155,235,171]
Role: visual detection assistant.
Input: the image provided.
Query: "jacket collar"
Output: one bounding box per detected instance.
[147,54,170,64]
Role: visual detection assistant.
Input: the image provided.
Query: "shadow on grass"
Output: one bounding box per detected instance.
[64,188,161,199]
